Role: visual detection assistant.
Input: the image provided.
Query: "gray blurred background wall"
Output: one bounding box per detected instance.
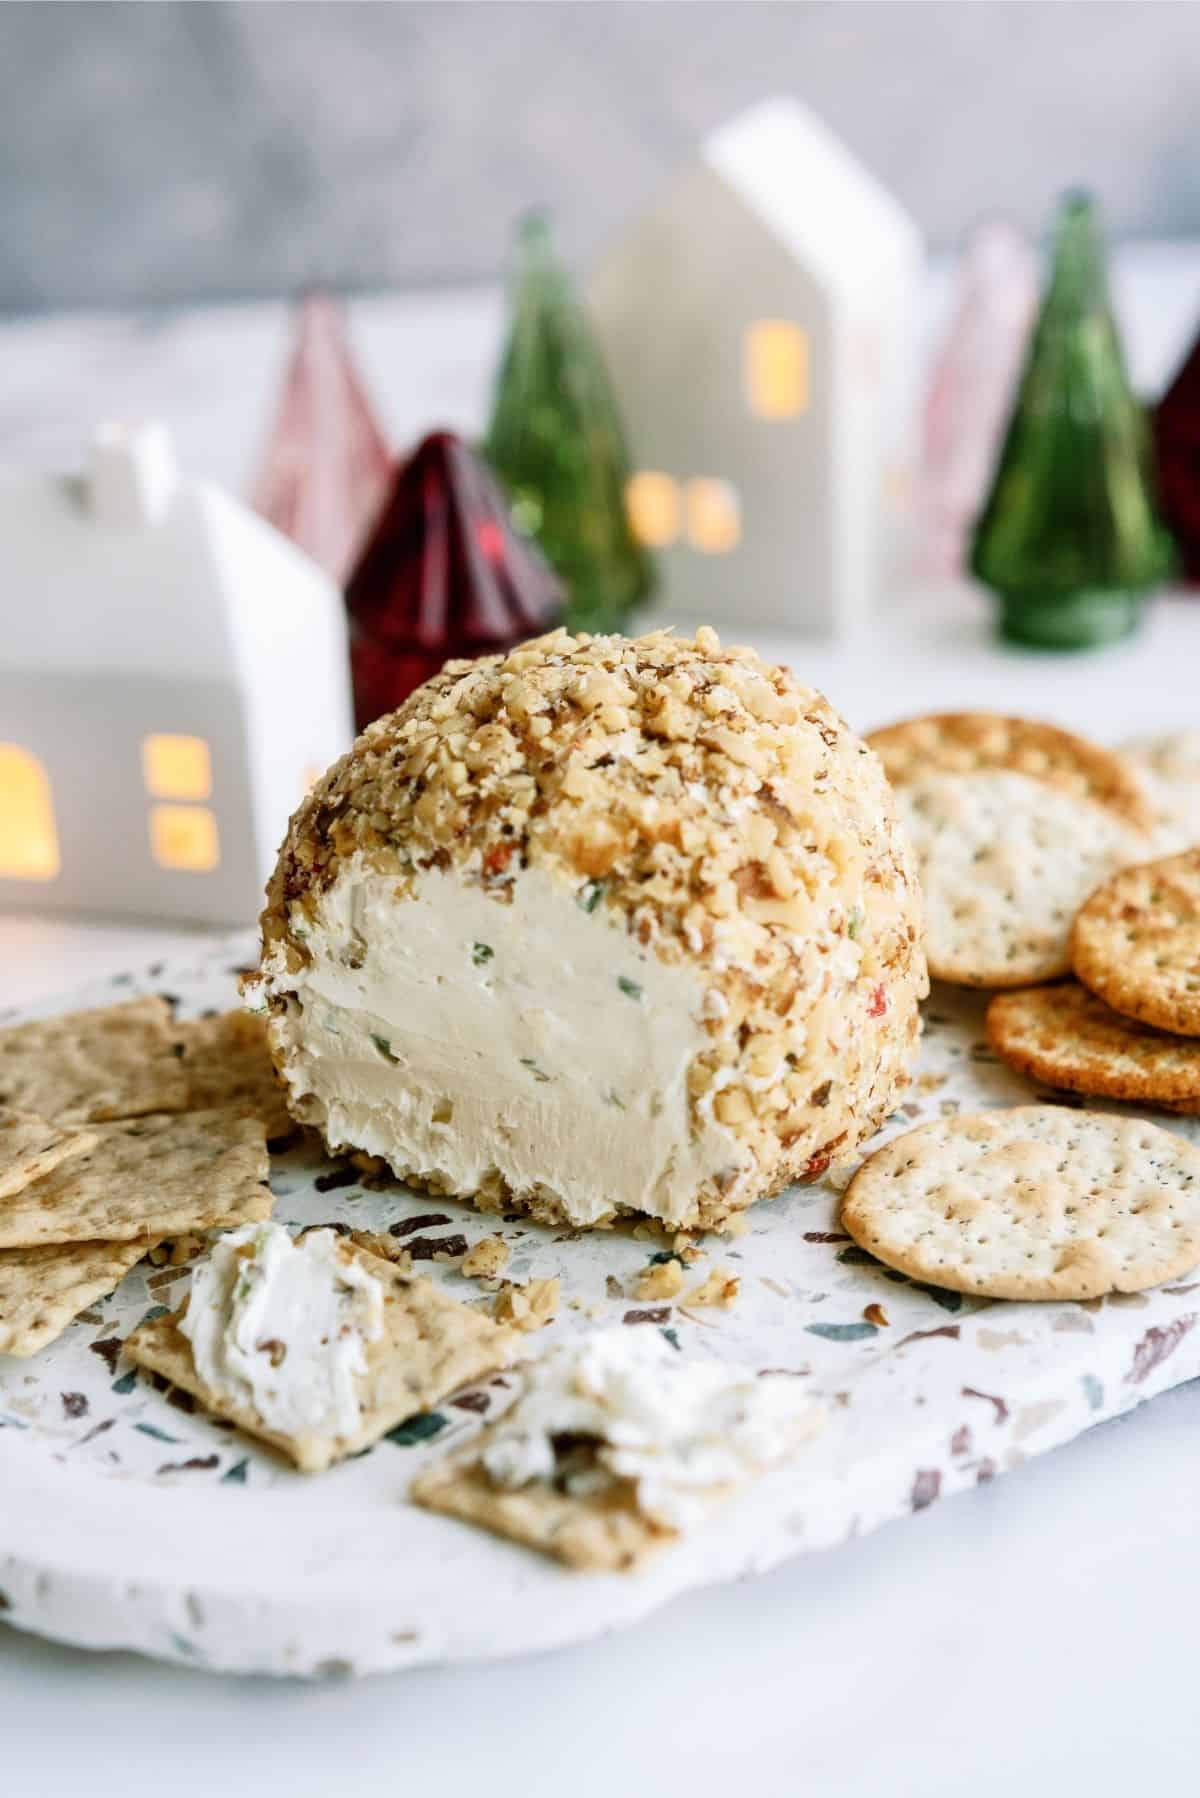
[4,0,1200,314]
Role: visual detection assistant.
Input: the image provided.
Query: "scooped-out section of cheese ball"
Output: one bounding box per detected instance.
[254,628,927,1232]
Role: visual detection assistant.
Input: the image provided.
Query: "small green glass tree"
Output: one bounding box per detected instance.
[483,212,654,633]
[970,192,1172,648]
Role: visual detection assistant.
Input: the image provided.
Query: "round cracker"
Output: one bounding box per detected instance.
[987,980,1200,1106]
[896,771,1143,988]
[867,712,1155,831]
[1121,731,1200,849]
[841,1106,1200,1300]
[1071,848,1200,1036]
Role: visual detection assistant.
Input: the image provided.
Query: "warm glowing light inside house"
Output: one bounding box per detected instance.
[142,734,212,801]
[626,471,681,547]
[0,745,60,881]
[686,479,741,554]
[150,805,221,872]
[745,322,809,419]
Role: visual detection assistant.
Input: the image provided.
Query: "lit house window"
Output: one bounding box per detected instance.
[0,744,60,881]
[149,805,221,872]
[745,322,808,419]
[686,479,741,554]
[142,734,212,800]
[626,471,682,548]
[142,735,218,871]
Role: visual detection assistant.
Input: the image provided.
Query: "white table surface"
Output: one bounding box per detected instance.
[4,262,1200,1795]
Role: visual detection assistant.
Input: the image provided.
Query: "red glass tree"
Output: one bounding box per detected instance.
[345,431,564,730]
[250,293,393,583]
[1154,332,1200,584]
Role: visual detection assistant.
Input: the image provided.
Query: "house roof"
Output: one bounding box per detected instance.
[0,455,337,679]
[704,98,922,302]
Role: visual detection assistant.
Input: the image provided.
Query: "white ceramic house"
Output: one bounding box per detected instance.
[589,98,923,637]
[0,423,354,925]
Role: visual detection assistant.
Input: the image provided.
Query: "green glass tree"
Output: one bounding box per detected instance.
[483,211,655,633]
[969,192,1172,649]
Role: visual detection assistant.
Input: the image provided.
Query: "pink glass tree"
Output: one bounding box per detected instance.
[251,294,393,583]
[918,222,1039,578]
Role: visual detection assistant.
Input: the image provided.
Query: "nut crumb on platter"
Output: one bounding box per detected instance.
[493,1277,560,1331]
[633,1258,686,1301]
[685,1267,741,1309]
[461,1235,511,1281]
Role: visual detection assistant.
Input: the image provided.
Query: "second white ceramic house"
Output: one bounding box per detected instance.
[589,98,923,638]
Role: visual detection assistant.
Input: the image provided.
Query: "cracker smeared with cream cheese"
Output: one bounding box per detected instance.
[181,1223,385,1441]
[125,1227,519,1472]
[413,1328,824,1569]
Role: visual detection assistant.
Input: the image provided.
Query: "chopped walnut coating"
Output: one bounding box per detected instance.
[257,628,927,1230]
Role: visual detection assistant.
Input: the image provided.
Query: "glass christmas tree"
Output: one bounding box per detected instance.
[1154,332,1200,584]
[918,220,1038,578]
[345,431,563,729]
[969,193,1172,648]
[483,211,654,633]
[251,294,392,583]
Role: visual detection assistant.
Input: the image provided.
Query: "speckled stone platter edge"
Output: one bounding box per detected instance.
[2,935,1199,1677]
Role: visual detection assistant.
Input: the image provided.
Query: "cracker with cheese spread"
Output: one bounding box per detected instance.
[124,1227,519,1472]
[412,1329,824,1570]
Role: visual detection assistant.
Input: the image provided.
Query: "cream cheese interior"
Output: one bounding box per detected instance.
[263,861,749,1227]
[482,1329,824,1529]
[181,1223,384,1440]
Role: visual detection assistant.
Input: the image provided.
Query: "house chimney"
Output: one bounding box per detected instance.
[88,420,179,527]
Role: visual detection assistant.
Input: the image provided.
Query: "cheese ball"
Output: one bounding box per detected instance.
[255,628,927,1232]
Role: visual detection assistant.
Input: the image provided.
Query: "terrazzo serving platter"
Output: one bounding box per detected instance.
[3,933,1200,1678]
